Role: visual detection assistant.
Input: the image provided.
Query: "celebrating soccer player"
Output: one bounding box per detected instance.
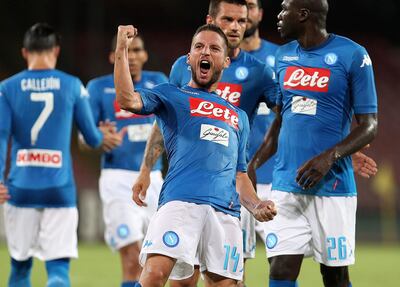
[114,23,276,287]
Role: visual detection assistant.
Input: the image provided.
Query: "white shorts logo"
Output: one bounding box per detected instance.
[291,96,317,115]
[16,149,62,168]
[127,124,153,142]
[200,124,229,147]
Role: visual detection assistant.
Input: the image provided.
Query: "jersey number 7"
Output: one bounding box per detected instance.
[30,92,54,146]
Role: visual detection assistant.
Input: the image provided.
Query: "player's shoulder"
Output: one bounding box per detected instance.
[87,74,113,88]
[0,70,27,87]
[260,39,280,51]
[331,34,367,52]
[172,55,188,67]
[141,70,168,82]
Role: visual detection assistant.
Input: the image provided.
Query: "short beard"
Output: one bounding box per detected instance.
[190,67,221,90]
[244,23,258,39]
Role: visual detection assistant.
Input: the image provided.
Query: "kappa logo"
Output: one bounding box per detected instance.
[282,55,299,61]
[360,54,372,67]
[190,97,239,129]
[266,55,276,68]
[144,81,155,89]
[114,100,152,119]
[284,66,331,92]
[16,149,62,168]
[215,83,242,106]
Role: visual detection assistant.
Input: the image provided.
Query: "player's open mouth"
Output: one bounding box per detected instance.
[200,60,211,76]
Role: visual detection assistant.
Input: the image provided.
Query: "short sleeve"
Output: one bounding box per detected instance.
[237,110,250,172]
[350,47,378,114]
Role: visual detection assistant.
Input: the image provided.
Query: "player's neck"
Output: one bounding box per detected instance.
[27,55,57,70]
[132,72,142,83]
[298,28,329,49]
[229,47,241,59]
[188,80,217,93]
[240,30,261,52]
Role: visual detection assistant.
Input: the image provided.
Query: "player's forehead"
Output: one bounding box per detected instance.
[282,0,297,9]
[246,0,258,7]
[192,30,225,48]
[128,37,144,49]
[216,2,248,19]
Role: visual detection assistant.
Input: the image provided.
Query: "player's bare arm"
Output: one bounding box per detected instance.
[132,121,165,206]
[114,25,143,113]
[247,106,282,187]
[297,113,378,189]
[236,171,277,222]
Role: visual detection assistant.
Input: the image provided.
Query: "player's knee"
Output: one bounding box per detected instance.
[269,256,301,281]
[170,278,198,287]
[45,258,70,287]
[320,265,349,287]
[142,267,169,287]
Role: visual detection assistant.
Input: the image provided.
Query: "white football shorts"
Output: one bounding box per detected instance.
[139,200,243,281]
[4,203,78,261]
[261,190,356,266]
[99,169,163,251]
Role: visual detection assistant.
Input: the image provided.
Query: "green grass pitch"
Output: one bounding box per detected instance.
[1,243,399,286]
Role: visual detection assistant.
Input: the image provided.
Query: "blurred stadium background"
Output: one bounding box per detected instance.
[0,0,399,286]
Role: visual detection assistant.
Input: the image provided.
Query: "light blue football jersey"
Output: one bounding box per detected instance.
[273,34,378,196]
[137,83,250,217]
[0,69,103,207]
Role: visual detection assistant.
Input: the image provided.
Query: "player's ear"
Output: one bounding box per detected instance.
[53,46,60,58]
[299,8,310,22]
[258,8,264,22]
[206,15,213,24]
[21,48,28,60]
[224,56,231,69]
[109,51,115,64]
[142,50,149,64]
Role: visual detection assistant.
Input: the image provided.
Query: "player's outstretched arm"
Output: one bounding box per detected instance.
[0,183,10,204]
[297,114,378,189]
[114,25,143,113]
[236,172,277,222]
[132,121,165,206]
[247,106,282,188]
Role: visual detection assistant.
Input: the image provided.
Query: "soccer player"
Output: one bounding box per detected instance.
[249,0,378,286]
[85,34,168,287]
[114,23,277,287]
[0,23,121,287]
[134,1,277,286]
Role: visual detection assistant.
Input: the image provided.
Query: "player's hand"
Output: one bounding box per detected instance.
[247,163,257,190]
[99,121,127,152]
[296,150,334,189]
[132,170,151,207]
[352,145,377,178]
[116,25,138,51]
[251,200,277,222]
[0,183,10,204]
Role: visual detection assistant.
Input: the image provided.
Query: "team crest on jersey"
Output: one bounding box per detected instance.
[190,97,239,129]
[324,53,338,65]
[162,231,179,247]
[200,124,229,147]
[266,55,276,68]
[283,66,331,92]
[215,83,242,106]
[235,67,248,80]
